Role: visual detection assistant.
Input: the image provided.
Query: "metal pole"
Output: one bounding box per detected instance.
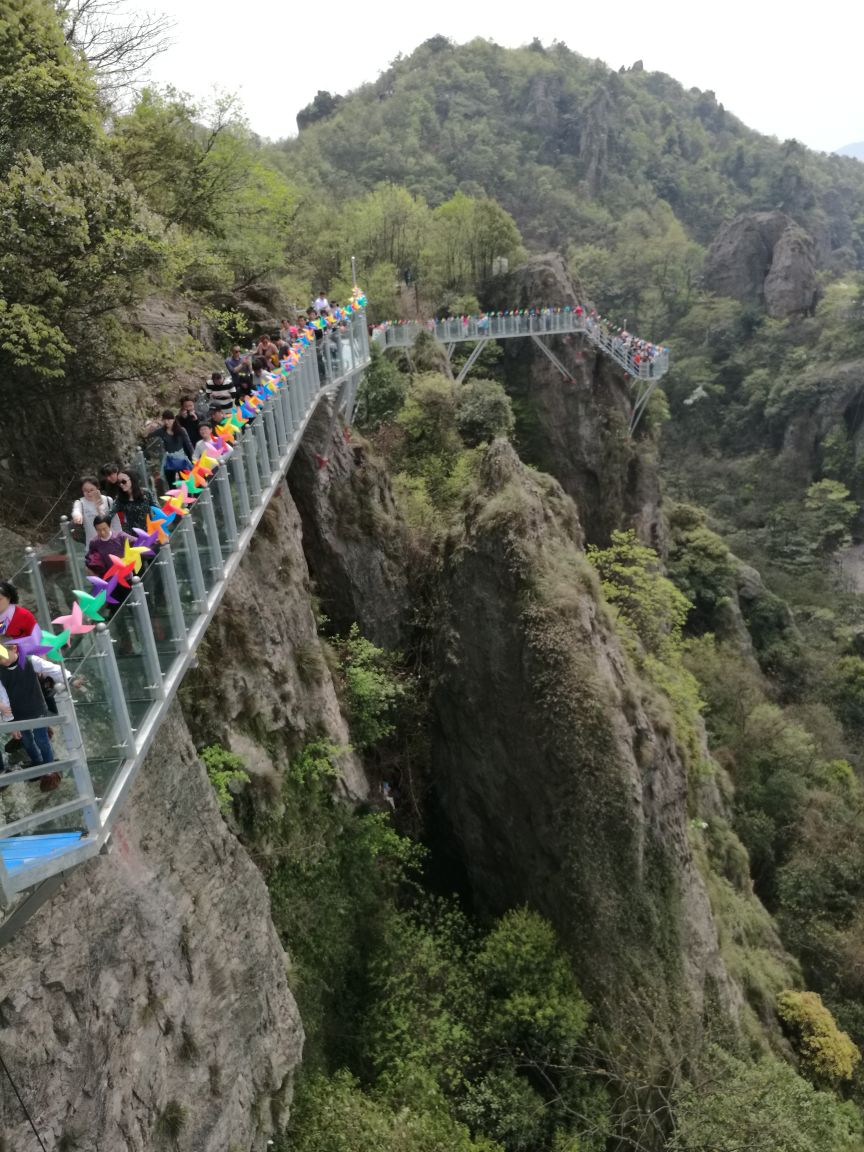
[286,380,299,432]
[157,539,188,649]
[180,515,207,606]
[279,384,293,443]
[93,622,136,754]
[272,387,288,455]
[264,404,281,469]
[245,427,263,506]
[230,442,251,526]
[253,418,271,486]
[351,255,357,289]
[135,446,150,491]
[128,575,164,700]
[60,516,87,592]
[199,487,225,580]
[56,694,100,832]
[25,546,51,625]
[214,465,238,549]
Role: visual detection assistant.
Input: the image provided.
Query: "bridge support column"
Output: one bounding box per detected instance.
[180,516,207,608]
[529,334,571,381]
[455,339,490,385]
[252,418,271,488]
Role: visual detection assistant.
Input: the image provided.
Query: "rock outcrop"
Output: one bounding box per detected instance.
[288,401,412,650]
[488,253,664,547]
[704,212,818,318]
[430,441,738,1032]
[0,705,301,1151]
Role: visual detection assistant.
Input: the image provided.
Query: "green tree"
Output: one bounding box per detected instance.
[455,378,515,446]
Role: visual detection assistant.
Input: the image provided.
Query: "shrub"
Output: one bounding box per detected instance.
[200,744,249,816]
[337,624,405,751]
[776,990,861,1085]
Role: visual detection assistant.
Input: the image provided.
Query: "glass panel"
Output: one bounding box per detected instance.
[0,711,83,833]
[138,550,183,673]
[66,644,123,799]
[105,594,159,732]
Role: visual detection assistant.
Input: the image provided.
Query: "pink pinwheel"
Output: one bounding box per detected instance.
[52,602,96,637]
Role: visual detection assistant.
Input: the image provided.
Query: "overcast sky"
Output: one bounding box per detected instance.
[148,0,862,154]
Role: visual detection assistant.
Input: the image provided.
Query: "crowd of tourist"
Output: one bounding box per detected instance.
[0,292,352,787]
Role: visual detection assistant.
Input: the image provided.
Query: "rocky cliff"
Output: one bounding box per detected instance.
[703,211,818,318]
[429,441,737,1032]
[0,483,366,1150]
[489,254,664,547]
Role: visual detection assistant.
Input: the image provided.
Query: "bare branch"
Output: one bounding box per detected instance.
[56,0,175,97]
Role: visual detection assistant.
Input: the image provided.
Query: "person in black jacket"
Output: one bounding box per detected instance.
[146,410,194,486]
[176,397,201,447]
[0,645,65,767]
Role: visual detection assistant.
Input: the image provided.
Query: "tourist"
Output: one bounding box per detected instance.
[72,477,120,544]
[177,396,201,446]
[193,424,232,463]
[84,515,131,577]
[100,463,122,501]
[0,581,37,639]
[206,371,235,409]
[225,346,252,394]
[0,642,66,769]
[112,472,152,535]
[146,410,194,486]
[313,290,329,314]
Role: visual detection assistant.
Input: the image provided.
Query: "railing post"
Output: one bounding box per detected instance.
[94,622,136,755]
[128,575,164,700]
[157,539,188,650]
[286,381,300,431]
[56,694,100,832]
[214,465,238,549]
[245,427,263,506]
[264,404,281,470]
[272,386,288,454]
[199,487,225,581]
[180,515,207,607]
[25,546,51,625]
[135,446,150,491]
[253,418,271,486]
[60,515,87,592]
[230,442,252,526]
[279,384,294,441]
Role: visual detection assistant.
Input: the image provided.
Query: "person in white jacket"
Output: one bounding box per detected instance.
[71,476,120,544]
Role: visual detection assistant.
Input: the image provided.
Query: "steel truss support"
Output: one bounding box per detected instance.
[629,379,660,436]
[529,334,572,381]
[455,339,490,385]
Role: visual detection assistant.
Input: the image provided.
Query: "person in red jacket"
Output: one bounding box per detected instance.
[0,581,37,639]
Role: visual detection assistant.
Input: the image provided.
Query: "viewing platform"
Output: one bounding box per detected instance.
[373,310,670,432]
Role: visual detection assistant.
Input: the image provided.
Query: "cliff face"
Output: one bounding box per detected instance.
[489,254,664,547]
[0,483,367,1150]
[703,211,819,318]
[0,705,301,1152]
[429,442,736,1030]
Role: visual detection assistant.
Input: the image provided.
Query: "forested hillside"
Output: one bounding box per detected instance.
[6,9,864,1151]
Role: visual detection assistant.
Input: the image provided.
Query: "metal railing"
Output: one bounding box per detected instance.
[372,311,670,381]
[0,312,371,906]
